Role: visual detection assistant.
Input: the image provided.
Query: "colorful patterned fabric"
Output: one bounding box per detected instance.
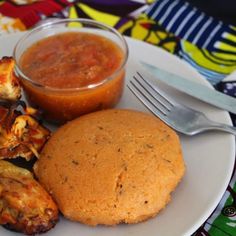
[0,1,235,235]
[146,0,236,84]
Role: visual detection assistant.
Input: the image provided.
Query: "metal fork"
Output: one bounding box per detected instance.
[127,72,236,136]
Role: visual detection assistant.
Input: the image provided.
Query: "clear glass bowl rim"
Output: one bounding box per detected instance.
[13,18,129,92]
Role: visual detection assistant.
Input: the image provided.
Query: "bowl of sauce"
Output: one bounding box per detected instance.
[13,19,128,123]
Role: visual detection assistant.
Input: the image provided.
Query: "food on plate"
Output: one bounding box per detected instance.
[0,101,50,161]
[34,109,185,226]
[0,57,21,101]
[14,21,128,123]
[0,160,59,235]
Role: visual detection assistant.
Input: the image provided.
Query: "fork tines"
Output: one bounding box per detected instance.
[127,72,174,117]
[127,72,236,136]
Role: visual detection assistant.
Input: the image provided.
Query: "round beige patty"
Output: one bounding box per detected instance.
[34,109,185,226]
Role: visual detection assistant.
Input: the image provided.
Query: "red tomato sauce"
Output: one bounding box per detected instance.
[20,32,124,89]
[18,32,126,123]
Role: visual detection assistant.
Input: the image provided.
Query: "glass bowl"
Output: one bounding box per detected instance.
[13,18,128,124]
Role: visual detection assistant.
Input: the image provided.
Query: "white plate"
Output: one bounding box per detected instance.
[0,33,235,236]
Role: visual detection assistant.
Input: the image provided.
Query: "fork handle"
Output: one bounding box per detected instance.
[210,123,236,135]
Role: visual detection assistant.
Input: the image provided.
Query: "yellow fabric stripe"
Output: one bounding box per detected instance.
[212,52,236,61]
[69,6,78,19]
[222,32,236,42]
[204,50,236,65]
[230,25,236,30]
[215,42,236,53]
[182,41,236,74]
[68,6,82,27]
[77,3,120,27]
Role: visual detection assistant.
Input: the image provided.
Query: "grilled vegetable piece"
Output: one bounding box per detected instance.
[0,57,21,101]
[0,102,50,160]
[0,160,59,235]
